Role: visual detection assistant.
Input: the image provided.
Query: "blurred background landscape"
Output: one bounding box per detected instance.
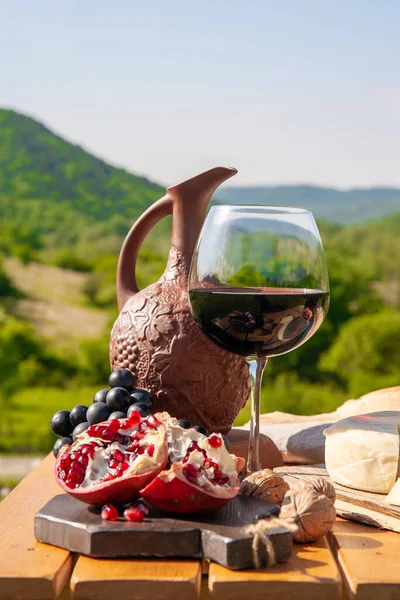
[1,1,399,493]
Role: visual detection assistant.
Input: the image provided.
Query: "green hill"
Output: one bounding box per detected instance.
[0,108,169,262]
[214,184,400,224]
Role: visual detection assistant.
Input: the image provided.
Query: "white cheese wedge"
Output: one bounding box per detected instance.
[324,411,400,494]
[384,478,400,506]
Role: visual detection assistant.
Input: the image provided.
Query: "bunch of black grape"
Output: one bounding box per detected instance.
[50,369,153,457]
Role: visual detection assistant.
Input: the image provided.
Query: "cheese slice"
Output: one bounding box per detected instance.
[324,411,400,494]
[384,478,400,506]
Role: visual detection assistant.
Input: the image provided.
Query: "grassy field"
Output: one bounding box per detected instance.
[1,385,100,453]
[3,258,108,352]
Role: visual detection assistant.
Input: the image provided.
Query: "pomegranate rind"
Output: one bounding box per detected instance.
[54,421,168,506]
[141,462,239,514]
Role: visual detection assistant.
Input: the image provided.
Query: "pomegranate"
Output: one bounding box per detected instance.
[55,413,168,506]
[141,414,240,513]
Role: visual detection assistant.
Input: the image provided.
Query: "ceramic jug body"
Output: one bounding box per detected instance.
[110,167,250,434]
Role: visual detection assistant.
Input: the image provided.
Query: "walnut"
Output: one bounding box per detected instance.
[281,474,336,503]
[279,482,336,543]
[240,469,289,505]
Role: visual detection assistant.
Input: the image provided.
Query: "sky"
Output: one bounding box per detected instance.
[1,0,400,188]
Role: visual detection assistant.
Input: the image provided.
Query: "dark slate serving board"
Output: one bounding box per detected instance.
[35,494,293,569]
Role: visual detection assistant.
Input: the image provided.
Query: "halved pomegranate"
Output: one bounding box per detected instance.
[55,413,168,506]
[141,414,240,513]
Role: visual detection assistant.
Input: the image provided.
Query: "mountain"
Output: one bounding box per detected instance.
[214,185,400,224]
[0,109,167,261]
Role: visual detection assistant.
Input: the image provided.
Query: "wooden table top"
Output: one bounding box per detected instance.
[1,454,399,600]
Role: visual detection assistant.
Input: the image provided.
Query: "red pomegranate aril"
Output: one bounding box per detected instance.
[147,415,159,428]
[119,419,131,430]
[108,458,119,469]
[137,446,145,455]
[108,419,120,431]
[101,504,119,521]
[113,449,125,462]
[128,411,141,426]
[65,478,75,488]
[147,444,155,457]
[209,435,223,449]
[81,446,96,459]
[123,506,145,522]
[116,461,130,474]
[137,501,150,516]
[77,455,89,467]
[126,441,139,452]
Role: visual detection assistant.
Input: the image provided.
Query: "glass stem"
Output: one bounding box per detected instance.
[247,357,268,473]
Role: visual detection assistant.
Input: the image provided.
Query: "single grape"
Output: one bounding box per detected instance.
[69,405,88,427]
[51,410,73,437]
[86,402,111,425]
[109,369,135,391]
[93,389,109,404]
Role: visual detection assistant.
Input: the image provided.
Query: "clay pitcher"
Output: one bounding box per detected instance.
[110,167,251,434]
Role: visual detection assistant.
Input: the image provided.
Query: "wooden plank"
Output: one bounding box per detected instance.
[70,557,202,600]
[0,453,72,600]
[329,518,400,600]
[209,536,342,600]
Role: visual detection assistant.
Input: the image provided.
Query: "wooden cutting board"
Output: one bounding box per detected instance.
[35,493,293,570]
[277,464,400,533]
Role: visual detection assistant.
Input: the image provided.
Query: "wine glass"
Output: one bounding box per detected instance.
[188,205,329,473]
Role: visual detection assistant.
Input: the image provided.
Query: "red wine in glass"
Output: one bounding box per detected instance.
[189,287,329,358]
[188,205,330,473]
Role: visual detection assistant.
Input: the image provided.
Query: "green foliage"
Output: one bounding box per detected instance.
[0,386,99,453]
[320,309,400,397]
[0,256,15,297]
[0,109,170,261]
[0,314,77,397]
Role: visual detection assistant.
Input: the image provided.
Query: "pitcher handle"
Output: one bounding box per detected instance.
[116,194,173,310]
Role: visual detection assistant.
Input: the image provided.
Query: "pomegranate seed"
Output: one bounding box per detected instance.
[209,435,223,449]
[58,469,66,480]
[147,415,159,427]
[137,446,145,455]
[123,506,145,522]
[113,449,125,462]
[126,441,139,452]
[77,455,89,467]
[108,419,120,431]
[101,504,119,521]
[108,458,119,469]
[147,444,155,457]
[183,463,200,484]
[128,411,141,426]
[117,461,129,473]
[81,446,95,459]
[119,419,131,430]
[65,478,75,488]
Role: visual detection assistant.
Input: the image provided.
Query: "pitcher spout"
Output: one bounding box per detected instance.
[167,166,238,256]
